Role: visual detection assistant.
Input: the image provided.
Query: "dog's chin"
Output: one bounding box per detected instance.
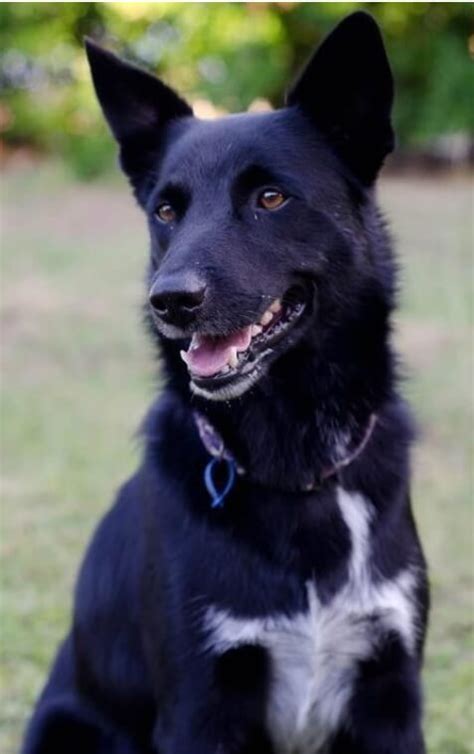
[180,285,314,402]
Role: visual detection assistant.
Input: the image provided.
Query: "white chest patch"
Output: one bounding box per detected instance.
[204,488,417,754]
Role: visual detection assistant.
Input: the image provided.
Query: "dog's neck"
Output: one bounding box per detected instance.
[189,315,394,492]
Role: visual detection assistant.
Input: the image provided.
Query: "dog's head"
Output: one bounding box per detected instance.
[86,12,394,401]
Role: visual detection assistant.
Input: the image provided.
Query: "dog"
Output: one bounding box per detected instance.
[22,12,429,754]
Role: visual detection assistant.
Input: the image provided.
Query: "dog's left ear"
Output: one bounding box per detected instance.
[85,39,193,197]
[286,12,394,185]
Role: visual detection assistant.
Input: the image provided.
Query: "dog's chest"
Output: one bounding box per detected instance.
[204,489,416,754]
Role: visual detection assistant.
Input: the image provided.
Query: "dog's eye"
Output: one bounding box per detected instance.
[155,202,176,223]
[258,189,287,211]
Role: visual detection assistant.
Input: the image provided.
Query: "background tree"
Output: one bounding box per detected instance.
[0,2,472,178]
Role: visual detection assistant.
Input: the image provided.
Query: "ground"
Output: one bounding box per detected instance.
[1,164,472,753]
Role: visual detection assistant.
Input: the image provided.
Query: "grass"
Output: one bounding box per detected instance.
[1,163,473,753]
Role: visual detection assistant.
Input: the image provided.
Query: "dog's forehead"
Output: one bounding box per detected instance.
[161,109,319,185]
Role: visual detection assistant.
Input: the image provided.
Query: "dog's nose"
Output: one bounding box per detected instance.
[149,275,207,327]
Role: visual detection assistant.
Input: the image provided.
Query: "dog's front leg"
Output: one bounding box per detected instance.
[161,645,274,754]
[333,633,426,754]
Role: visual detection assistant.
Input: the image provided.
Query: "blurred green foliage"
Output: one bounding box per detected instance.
[1,2,472,179]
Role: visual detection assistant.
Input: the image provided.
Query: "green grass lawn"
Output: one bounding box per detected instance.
[1,164,472,753]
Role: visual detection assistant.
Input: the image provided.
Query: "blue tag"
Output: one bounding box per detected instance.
[204,457,237,509]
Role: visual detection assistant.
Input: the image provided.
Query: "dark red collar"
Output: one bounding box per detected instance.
[194,411,377,494]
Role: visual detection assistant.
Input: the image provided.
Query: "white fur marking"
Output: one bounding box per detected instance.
[337,488,417,654]
[204,488,417,753]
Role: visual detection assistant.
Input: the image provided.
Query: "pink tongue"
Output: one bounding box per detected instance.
[186,326,252,378]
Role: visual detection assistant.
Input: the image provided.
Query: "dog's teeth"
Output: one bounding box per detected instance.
[180,350,189,364]
[269,299,282,313]
[251,324,263,337]
[260,310,273,326]
[220,365,230,374]
[228,348,239,369]
[189,334,200,351]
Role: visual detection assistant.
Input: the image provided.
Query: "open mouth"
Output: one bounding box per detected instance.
[181,286,310,400]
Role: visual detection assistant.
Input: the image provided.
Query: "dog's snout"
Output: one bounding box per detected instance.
[149,274,207,327]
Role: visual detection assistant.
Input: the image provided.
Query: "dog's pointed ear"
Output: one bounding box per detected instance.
[85,39,192,195]
[286,12,394,184]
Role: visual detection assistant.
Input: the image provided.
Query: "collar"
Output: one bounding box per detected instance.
[194,411,378,508]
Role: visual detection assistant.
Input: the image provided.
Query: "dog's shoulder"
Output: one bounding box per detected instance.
[71,472,157,726]
[74,472,146,644]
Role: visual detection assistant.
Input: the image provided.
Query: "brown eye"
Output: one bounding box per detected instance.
[258,189,286,211]
[156,202,176,223]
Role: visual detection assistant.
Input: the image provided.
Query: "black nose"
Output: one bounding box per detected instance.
[149,274,207,328]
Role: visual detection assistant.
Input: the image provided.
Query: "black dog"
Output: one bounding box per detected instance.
[22,12,429,754]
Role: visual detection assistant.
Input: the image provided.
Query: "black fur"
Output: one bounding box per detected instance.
[22,13,428,754]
